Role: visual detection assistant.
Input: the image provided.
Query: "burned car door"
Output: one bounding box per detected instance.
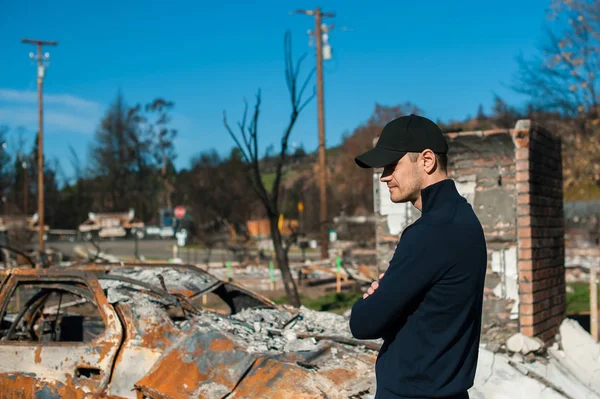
[0,271,122,398]
[0,270,8,290]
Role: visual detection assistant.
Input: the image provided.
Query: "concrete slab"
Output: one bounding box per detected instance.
[471,349,566,399]
[551,319,600,394]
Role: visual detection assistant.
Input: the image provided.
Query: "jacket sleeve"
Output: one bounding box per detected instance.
[349,224,445,340]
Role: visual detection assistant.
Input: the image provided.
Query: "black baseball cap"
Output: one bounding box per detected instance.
[355,114,448,168]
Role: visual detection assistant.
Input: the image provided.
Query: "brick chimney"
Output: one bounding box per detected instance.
[514,121,566,342]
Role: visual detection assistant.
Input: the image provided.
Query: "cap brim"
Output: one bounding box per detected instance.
[355,147,406,168]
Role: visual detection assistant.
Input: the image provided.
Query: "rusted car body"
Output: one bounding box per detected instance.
[0,263,378,398]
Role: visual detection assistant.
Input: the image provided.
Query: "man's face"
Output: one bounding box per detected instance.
[380,154,422,204]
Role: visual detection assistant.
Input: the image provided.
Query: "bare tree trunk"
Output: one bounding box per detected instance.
[269,214,301,307]
[162,154,174,210]
[223,31,314,307]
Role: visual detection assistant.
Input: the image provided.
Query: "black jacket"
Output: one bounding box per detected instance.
[350,179,487,399]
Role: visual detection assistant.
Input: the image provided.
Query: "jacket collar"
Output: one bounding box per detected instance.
[420,179,459,214]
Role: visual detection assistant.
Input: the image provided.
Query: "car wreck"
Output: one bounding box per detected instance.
[0,263,379,398]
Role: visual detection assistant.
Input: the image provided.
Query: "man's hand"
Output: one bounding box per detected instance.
[363,273,385,299]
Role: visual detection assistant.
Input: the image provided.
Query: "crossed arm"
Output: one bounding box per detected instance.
[349,225,443,340]
[363,272,385,299]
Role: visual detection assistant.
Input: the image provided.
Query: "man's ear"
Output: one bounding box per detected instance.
[421,149,437,174]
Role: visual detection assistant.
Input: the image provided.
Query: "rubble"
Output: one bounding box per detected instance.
[506,332,544,355]
[73,244,121,263]
[565,265,594,282]
[0,264,379,398]
[226,306,382,352]
[470,319,600,399]
[3,261,600,398]
[135,316,378,399]
[200,258,374,293]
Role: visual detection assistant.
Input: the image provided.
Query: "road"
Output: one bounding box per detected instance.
[43,239,321,263]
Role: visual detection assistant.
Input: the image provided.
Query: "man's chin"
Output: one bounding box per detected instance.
[389,194,409,204]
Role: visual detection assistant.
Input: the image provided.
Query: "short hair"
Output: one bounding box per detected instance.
[436,153,448,172]
[407,152,448,172]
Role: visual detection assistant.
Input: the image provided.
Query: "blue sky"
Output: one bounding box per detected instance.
[1,0,551,179]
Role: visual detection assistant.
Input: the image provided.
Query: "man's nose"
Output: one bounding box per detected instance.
[380,172,392,182]
[380,166,393,182]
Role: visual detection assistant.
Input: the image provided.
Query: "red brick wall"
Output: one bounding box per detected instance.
[515,123,566,342]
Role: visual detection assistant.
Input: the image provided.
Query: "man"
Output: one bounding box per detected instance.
[349,114,487,399]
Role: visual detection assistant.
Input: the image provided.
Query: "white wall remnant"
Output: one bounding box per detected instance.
[374,172,419,236]
[455,174,477,205]
[491,247,519,319]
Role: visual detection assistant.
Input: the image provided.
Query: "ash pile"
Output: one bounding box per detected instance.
[78,263,380,398]
[136,305,380,398]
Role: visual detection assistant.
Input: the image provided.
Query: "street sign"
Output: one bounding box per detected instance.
[174,206,186,219]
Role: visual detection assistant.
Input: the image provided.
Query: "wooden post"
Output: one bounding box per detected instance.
[336,256,342,293]
[591,267,598,342]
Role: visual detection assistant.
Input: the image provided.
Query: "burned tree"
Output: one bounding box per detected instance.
[89,93,176,221]
[515,0,600,118]
[224,31,315,307]
[514,0,600,188]
[89,93,141,212]
[143,98,178,211]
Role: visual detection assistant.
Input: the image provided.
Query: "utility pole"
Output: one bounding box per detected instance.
[294,8,334,260]
[0,142,6,215]
[22,38,57,262]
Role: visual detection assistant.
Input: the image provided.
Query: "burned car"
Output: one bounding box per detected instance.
[0,263,378,398]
